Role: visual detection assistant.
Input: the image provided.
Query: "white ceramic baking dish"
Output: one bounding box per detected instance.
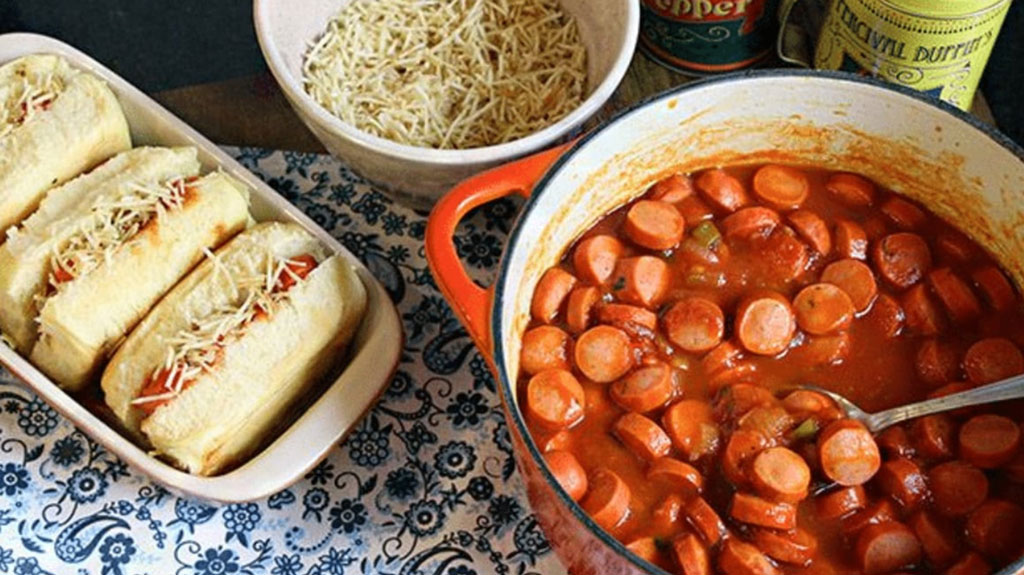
[0,33,404,502]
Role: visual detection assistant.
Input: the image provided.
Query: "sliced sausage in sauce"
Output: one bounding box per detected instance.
[543,450,588,501]
[752,164,810,210]
[574,325,635,383]
[822,258,878,313]
[573,234,623,286]
[520,325,572,375]
[624,200,686,251]
[826,172,875,208]
[664,297,725,353]
[873,232,932,289]
[610,362,674,413]
[735,292,797,356]
[818,418,881,486]
[793,283,856,335]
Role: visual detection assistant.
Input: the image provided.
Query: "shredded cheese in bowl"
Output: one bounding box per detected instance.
[302,0,588,150]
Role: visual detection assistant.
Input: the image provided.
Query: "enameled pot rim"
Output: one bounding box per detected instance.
[491,68,1024,575]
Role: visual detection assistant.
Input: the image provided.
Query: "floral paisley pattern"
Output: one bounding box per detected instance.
[0,148,561,575]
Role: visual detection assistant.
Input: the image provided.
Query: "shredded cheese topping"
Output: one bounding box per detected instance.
[302,0,588,149]
[130,250,313,407]
[38,177,190,308]
[0,66,66,139]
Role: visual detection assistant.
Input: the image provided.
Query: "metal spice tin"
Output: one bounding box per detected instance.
[639,0,782,74]
[813,0,1011,110]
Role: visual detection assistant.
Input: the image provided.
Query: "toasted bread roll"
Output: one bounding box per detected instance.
[101,222,368,475]
[0,54,130,237]
[0,146,250,390]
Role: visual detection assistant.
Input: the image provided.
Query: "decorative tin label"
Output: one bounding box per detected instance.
[640,0,782,74]
[813,0,1011,110]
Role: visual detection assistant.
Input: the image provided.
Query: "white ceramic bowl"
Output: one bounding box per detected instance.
[253,0,639,208]
[0,33,404,503]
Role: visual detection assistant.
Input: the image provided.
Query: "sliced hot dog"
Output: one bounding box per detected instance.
[717,383,777,421]
[965,499,1024,562]
[826,172,875,208]
[782,390,841,421]
[761,229,810,283]
[624,200,685,251]
[649,173,694,204]
[935,231,978,265]
[652,492,685,533]
[928,267,982,324]
[881,196,928,230]
[520,325,572,375]
[574,325,634,383]
[581,467,632,531]
[915,339,961,387]
[532,267,577,323]
[663,399,719,460]
[867,293,905,338]
[818,418,881,486]
[573,235,623,286]
[664,297,725,353]
[566,286,601,333]
[794,283,855,335]
[685,496,726,546]
[752,164,810,210]
[672,533,710,575]
[735,291,796,356]
[929,460,989,517]
[537,429,571,453]
[909,510,961,568]
[543,450,588,501]
[723,429,769,487]
[730,492,797,530]
[843,499,898,537]
[610,256,669,308]
[964,337,1024,385]
[722,206,780,241]
[909,414,956,461]
[738,405,795,443]
[877,426,916,459]
[749,446,811,502]
[788,209,832,256]
[610,361,674,413]
[677,195,715,226]
[647,457,704,496]
[752,528,818,566]
[971,265,1016,311]
[613,412,673,462]
[958,414,1021,469]
[876,457,929,511]
[625,537,659,564]
[835,219,869,260]
[525,369,585,431]
[945,552,992,575]
[719,539,780,575]
[817,485,867,519]
[902,284,946,336]
[822,258,878,312]
[696,168,750,213]
[597,303,658,332]
[855,521,922,575]
[873,232,932,289]
[703,340,743,375]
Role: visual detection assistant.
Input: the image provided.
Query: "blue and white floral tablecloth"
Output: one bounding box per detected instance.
[0,149,566,575]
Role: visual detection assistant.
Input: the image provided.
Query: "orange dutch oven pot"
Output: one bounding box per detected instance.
[425,70,1024,575]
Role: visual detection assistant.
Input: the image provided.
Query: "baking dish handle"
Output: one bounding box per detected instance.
[426,143,571,358]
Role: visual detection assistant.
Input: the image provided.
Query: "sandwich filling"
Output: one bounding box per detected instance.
[0,66,66,139]
[42,176,196,297]
[131,252,319,415]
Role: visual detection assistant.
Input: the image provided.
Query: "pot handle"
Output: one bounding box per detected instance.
[426,143,572,358]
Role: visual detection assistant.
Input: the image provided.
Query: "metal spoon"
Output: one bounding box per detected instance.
[802,373,1024,434]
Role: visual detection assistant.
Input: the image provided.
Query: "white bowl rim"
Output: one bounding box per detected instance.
[252,0,640,166]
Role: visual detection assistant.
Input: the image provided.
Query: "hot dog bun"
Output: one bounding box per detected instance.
[101,222,368,475]
[0,146,250,390]
[0,54,131,237]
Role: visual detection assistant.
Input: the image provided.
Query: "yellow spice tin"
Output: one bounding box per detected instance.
[813,0,1011,110]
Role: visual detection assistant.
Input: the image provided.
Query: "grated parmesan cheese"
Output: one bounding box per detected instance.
[302,0,588,149]
[34,177,190,313]
[131,249,314,407]
[0,66,66,140]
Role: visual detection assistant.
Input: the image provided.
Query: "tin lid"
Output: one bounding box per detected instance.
[881,0,1010,19]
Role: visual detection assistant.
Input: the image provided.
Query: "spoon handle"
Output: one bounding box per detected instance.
[866,373,1024,433]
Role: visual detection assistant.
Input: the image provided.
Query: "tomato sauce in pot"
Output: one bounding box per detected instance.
[516,164,1024,575]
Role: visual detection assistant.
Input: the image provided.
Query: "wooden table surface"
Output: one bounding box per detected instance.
[152,51,997,160]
